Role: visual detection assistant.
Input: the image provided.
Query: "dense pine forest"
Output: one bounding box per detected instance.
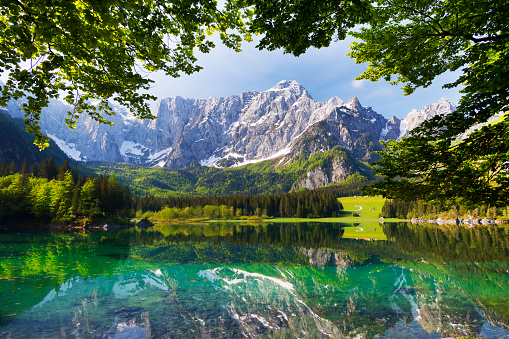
[0,157,132,223]
[8,155,507,224]
[133,189,343,220]
[380,198,508,221]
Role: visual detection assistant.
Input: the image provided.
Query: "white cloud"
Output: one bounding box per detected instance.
[351,79,366,89]
[365,87,396,98]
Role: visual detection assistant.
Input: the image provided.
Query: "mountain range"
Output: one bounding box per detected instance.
[1,80,455,191]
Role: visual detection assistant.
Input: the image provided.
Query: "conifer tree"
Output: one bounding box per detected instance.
[19,158,30,175]
[57,159,71,181]
[31,162,40,177]
[0,160,8,177]
[8,160,17,175]
[39,157,58,180]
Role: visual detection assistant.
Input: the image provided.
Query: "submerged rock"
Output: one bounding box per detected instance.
[137,219,154,228]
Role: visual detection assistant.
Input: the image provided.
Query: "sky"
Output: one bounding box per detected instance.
[145,35,462,119]
[0,35,462,120]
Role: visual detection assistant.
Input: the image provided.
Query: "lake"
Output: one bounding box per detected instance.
[0,222,508,338]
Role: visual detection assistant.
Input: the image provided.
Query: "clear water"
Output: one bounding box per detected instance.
[0,222,508,338]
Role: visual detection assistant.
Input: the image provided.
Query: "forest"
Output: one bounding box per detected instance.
[7,154,507,224]
[133,188,343,220]
[0,157,132,223]
[0,157,343,224]
[380,198,508,221]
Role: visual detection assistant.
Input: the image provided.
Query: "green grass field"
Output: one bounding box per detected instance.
[338,196,403,240]
[339,196,386,219]
[260,196,403,240]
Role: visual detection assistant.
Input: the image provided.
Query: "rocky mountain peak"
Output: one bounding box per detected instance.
[328,96,343,104]
[401,98,456,134]
[435,98,456,117]
[345,96,363,112]
[265,80,312,99]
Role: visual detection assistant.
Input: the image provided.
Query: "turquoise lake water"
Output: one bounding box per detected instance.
[0,222,508,338]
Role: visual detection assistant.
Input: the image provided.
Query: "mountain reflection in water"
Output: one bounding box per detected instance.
[0,222,508,338]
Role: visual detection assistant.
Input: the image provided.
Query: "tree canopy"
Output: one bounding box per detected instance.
[0,0,250,148]
[243,0,509,207]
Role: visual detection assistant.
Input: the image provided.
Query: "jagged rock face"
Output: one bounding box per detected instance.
[399,98,456,137]
[40,102,145,163]
[220,82,342,165]
[283,99,397,165]
[163,92,256,167]
[295,155,367,190]
[165,81,345,168]
[2,80,455,171]
[297,248,356,268]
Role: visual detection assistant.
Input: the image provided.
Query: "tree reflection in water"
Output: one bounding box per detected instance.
[0,222,507,338]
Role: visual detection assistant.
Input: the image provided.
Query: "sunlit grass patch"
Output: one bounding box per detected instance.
[342,223,387,240]
[335,196,404,240]
[339,196,386,219]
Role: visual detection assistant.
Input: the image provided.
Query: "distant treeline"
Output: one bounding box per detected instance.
[1,156,64,179]
[0,157,132,222]
[133,189,343,219]
[316,177,383,198]
[380,198,508,220]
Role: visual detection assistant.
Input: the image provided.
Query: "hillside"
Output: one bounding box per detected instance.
[81,146,374,197]
[0,110,70,166]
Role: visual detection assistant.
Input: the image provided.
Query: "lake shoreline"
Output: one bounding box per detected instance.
[408,217,508,225]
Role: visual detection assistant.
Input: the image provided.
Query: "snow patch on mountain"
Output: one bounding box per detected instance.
[47,133,84,161]
[120,141,146,157]
[231,146,293,168]
[200,154,222,167]
[398,120,408,139]
[379,122,391,140]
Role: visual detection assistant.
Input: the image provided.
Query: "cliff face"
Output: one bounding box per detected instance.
[294,154,369,190]
[161,81,348,168]
[399,97,457,137]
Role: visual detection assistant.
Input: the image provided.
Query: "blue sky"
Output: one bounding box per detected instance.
[0,36,462,120]
[146,36,462,119]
